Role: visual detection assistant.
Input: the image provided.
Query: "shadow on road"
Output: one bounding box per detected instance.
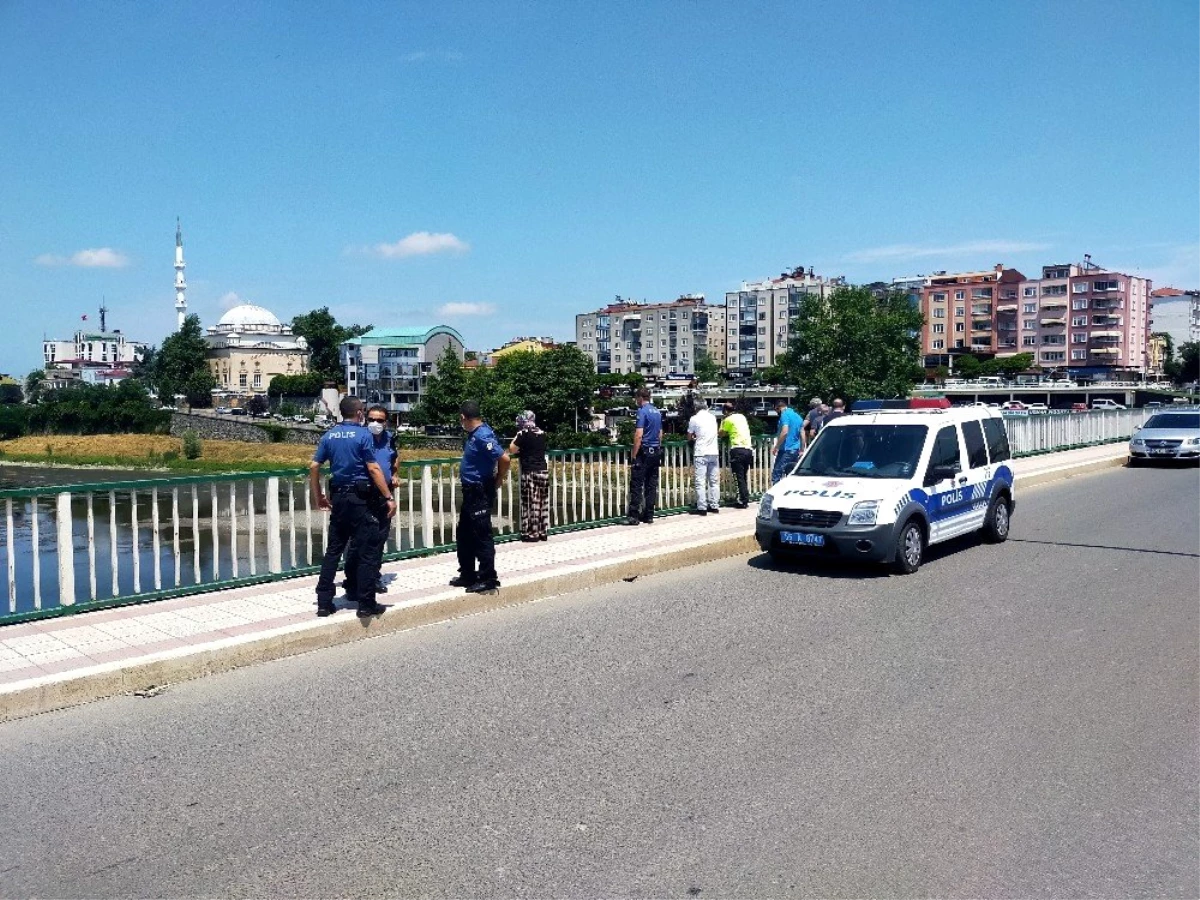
[746,532,986,579]
[1011,538,1199,558]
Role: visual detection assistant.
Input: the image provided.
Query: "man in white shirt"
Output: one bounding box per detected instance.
[686,397,721,514]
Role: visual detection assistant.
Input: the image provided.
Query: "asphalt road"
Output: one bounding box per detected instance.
[1,465,1197,898]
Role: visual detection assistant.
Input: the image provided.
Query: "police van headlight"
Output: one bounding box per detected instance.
[758,494,774,520]
[848,500,880,526]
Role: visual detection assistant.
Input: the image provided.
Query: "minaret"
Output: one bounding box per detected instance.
[174,218,187,331]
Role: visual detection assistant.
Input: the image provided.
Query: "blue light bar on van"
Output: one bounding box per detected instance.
[851,398,951,412]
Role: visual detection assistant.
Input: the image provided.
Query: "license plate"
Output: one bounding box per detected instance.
[1152,448,1173,455]
[780,531,825,547]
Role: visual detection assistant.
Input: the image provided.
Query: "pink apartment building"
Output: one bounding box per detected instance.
[922,259,1152,379]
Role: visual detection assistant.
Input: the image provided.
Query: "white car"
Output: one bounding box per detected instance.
[1027,403,1049,413]
[756,402,1016,574]
[1092,399,1126,410]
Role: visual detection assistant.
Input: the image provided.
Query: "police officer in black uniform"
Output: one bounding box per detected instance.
[449,400,510,594]
[309,396,396,618]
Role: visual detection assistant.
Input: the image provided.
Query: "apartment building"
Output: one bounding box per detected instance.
[575,296,711,377]
[340,326,465,416]
[922,260,1152,378]
[723,267,843,374]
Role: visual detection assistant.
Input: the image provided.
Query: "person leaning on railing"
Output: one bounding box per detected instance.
[720,402,753,508]
[508,410,550,542]
[309,396,395,619]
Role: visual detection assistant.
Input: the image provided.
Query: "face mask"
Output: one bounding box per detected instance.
[367,422,385,436]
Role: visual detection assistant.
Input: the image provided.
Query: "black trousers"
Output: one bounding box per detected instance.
[626,446,662,521]
[316,488,380,607]
[457,482,497,583]
[729,447,753,505]
[344,496,389,594]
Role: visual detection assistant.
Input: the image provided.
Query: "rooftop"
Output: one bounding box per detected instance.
[350,326,465,346]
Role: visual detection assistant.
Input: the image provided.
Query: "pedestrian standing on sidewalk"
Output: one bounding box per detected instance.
[720,401,753,508]
[771,398,804,484]
[622,387,663,526]
[310,396,394,619]
[450,400,510,594]
[686,398,720,515]
[508,410,550,542]
[343,405,395,599]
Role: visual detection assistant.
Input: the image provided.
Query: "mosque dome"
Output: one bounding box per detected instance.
[215,304,283,332]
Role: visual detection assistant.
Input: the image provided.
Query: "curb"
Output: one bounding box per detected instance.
[0,450,1129,723]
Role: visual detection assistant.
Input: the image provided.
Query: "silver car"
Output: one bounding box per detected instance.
[1128,411,1200,465]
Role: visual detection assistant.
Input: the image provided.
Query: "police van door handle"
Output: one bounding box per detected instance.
[956,476,968,485]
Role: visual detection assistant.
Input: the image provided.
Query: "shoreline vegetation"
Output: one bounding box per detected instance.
[0,434,458,475]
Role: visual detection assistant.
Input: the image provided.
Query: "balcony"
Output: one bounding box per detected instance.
[1041,298,1068,309]
[1040,317,1067,327]
[971,304,993,316]
[996,303,1018,312]
[1092,299,1122,310]
[1090,347,1120,356]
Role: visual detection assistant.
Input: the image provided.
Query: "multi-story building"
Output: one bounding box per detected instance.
[576,296,711,377]
[922,260,1152,379]
[705,306,727,364]
[1150,288,1200,350]
[723,267,843,374]
[340,326,465,418]
[43,305,148,369]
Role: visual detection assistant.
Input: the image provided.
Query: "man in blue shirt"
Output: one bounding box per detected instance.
[343,404,397,599]
[771,398,805,484]
[623,387,664,525]
[309,396,395,619]
[450,400,510,594]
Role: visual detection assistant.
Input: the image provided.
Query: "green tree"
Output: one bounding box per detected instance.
[290,307,372,382]
[23,369,46,404]
[693,350,722,384]
[412,346,469,426]
[0,381,22,404]
[776,286,924,403]
[952,354,983,379]
[268,372,324,398]
[992,353,1036,378]
[151,314,217,406]
[1153,332,1181,382]
[1179,341,1199,385]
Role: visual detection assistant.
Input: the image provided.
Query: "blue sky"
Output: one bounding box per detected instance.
[1,0,1196,375]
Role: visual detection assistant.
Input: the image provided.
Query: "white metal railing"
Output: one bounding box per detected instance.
[0,439,777,623]
[1003,408,1152,455]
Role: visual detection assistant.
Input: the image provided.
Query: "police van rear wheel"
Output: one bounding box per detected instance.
[983,495,1011,544]
[892,520,924,574]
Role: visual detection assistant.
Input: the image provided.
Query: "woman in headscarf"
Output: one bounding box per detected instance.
[508,410,550,542]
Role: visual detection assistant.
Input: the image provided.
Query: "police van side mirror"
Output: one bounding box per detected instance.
[924,464,959,486]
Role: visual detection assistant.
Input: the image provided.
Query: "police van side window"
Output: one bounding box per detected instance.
[982,417,1011,462]
[961,420,989,469]
[929,425,961,472]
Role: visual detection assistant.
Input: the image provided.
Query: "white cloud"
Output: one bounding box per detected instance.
[437,302,495,317]
[35,247,130,268]
[357,231,470,259]
[218,291,244,310]
[844,239,1051,265]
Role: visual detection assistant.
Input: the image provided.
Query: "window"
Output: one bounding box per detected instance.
[1072,282,1089,293]
[955,323,965,332]
[1044,285,1068,296]
[1042,335,1066,345]
[932,339,945,349]
[1023,287,1038,297]
[982,418,1010,462]
[961,420,989,469]
[253,374,262,389]
[1023,303,1037,313]
[1023,319,1037,331]
[1041,351,1065,362]
[932,323,945,334]
[932,292,947,302]
[955,306,965,317]
[1071,350,1087,360]
[971,288,993,299]
[1071,316,1087,326]
[1023,335,1037,346]
[238,374,248,388]
[1094,280,1118,291]
[933,308,946,318]
[954,339,964,348]
[954,291,965,300]
[929,425,961,473]
[1072,333,1087,344]
[1072,299,1088,310]
[779,310,786,319]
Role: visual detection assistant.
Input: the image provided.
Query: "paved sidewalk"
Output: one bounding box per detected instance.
[0,443,1129,721]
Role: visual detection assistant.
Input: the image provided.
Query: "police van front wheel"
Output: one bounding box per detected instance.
[983,495,1011,544]
[891,520,924,574]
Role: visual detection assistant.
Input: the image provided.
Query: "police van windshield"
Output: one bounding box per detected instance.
[795,424,928,479]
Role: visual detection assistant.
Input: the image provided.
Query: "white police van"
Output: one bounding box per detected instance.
[755,400,1016,573]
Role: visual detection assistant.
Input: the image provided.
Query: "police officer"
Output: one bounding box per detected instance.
[449,400,510,594]
[623,387,663,525]
[309,396,395,618]
[344,404,396,598]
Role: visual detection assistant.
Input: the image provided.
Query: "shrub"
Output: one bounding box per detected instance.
[182,430,202,459]
[257,422,287,443]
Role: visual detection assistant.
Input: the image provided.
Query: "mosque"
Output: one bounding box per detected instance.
[172,222,310,396]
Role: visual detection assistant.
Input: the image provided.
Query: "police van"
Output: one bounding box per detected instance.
[755,399,1015,574]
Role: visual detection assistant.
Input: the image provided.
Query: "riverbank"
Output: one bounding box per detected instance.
[0,434,458,475]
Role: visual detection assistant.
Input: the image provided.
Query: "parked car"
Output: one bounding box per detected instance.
[756,402,1016,574]
[1001,401,1028,411]
[1027,403,1049,413]
[229,407,247,416]
[1092,399,1126,410]
[215,406,232,415]
[1128,412,1200,465]
[1070,402,1088,412]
